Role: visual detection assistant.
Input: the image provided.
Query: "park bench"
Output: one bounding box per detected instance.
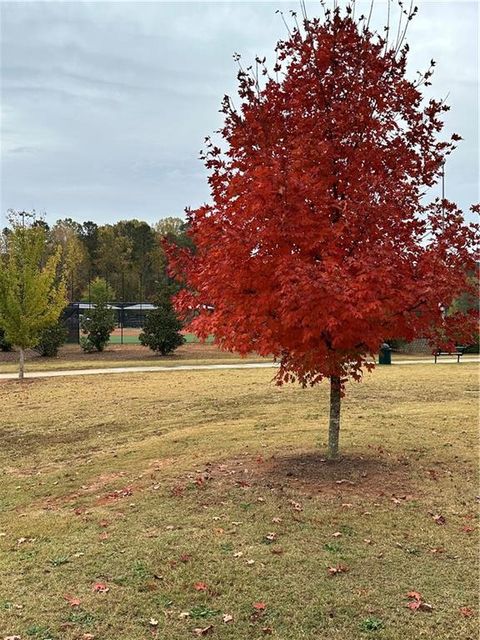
[434,349,464,364]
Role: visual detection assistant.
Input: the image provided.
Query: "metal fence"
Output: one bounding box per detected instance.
[62,302,156,345]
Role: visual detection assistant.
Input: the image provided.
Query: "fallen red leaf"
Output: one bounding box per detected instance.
[431,513,446,525]
[460,607,474,618]
[92,582,109,593]
[63,594,81,607]
[194,582,208,591]
[406,592,433,612]
[193,625,213,636]
[253,602,266,610]
[180,554,192,563]
[328,564,349,576]
[104,487,133,500]
[288,500,303,511]
[171,484,185,496]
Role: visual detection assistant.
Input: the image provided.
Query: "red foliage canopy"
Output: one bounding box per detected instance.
[168,7,478,386]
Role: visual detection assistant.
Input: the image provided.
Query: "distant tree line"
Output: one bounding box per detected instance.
[0,211,192,377]
[1,214,194,303]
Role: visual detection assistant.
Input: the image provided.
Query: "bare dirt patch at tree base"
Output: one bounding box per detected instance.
[175,452,418,504]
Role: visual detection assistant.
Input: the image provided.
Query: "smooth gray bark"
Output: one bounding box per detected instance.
[19,347,25,380]
[328,375,341,459]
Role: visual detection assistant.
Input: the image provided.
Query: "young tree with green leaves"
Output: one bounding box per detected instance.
[82,276,116,305]
[0,211,67,379]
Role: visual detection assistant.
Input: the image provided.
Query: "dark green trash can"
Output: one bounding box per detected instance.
[379,342,392,365]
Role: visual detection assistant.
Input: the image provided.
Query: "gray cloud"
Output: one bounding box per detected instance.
[1,1,478,227]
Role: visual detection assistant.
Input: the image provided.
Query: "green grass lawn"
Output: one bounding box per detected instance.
[0,364,478,639]
[108,333,142,344]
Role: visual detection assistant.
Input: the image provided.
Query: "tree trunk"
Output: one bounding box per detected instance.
[19,347,25,381]
[328,375,341,459]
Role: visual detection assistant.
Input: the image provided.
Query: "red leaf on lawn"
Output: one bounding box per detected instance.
[63,594,81,607]
[253,602,266,610]
[460,607,474,618]
[92,582,109,593]
[171,484,185,496]
[288,500,303,511]
[431,513,446,525]
[328,564,349,576]
[194,582,208,591]
[264,532,277,543]
[180,554,192,563]
[103,487,133,501]
[193,625,213,636]
[406,592,433,612]
[461,525,475,533]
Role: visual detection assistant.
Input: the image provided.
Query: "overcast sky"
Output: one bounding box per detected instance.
[1,1,478,227]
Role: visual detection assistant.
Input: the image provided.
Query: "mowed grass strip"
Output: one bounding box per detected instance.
[0,364,478,639]
[0,343,268,374]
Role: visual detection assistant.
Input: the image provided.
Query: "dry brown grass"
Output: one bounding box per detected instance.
[0,363,478,639]
[0,342,267,373]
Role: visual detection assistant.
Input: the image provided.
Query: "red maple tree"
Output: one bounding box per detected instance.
[167,3,478,458]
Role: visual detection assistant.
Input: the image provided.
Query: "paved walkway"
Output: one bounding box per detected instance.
[0,357,478,380]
